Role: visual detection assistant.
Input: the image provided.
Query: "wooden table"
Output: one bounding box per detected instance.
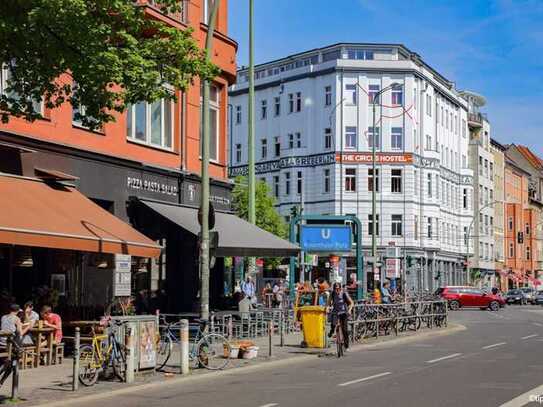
[29,327,55,367]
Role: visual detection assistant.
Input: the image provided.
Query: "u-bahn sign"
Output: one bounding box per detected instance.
[300,225,352,252]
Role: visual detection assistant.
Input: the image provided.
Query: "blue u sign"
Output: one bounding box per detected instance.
[300,225,352,252]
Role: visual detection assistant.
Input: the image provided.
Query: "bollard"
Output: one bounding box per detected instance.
[179,319,189,375]
[125,323,135,384]
[72,327,80,391]
[11,340,19,400]
[279,312,284,347]
[227,317,233,340]
[268,320,273,357]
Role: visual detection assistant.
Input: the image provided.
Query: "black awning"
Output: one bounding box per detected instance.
[140,199,300,257]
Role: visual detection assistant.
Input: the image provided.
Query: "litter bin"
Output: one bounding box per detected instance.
[299,306,327,348]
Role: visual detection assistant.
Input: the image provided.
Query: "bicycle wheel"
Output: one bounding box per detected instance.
[111,343,127,381]
[197,334,231,370]
[156,333,173,370]
[335,324,343,358]
[78,344,99,386]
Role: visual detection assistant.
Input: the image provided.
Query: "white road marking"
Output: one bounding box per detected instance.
[338,372,392,387]
[426,353,462,364]
[259,404,279,407]
[483,342,507,349]
[532,322,543,327]
[521,334,538,340]
[499,383,543,406]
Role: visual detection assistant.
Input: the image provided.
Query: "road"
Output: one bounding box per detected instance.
[77,306,543,407]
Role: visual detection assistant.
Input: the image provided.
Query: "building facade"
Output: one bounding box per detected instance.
[460,91,496,281]
[0,0,239,312]
[229,43,475,292]
[490,138,506,290]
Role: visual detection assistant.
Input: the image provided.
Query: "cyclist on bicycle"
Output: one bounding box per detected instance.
[327,282,354,349]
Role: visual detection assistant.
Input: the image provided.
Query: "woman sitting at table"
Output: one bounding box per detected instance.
[21,302,39,345]
[40,305,62,345]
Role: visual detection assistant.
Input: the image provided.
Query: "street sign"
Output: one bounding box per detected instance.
[385,258,400,278]
[300,225,352,252]
[114,254,131,297]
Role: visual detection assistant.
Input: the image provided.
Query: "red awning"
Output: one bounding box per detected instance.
[0,173,161,257]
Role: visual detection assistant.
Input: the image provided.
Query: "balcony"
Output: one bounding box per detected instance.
[467,112,487,129]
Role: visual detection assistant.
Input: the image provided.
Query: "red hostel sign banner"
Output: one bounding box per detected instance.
[336,152,413,164]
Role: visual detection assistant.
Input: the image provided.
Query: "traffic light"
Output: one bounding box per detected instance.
[407,256,413,267]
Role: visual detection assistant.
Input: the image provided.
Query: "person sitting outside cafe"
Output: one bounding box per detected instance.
[272,280,284,308]
[0,304,24,349]
[21,302,39,345]
[241,276,256,305]
[40,305,62,345]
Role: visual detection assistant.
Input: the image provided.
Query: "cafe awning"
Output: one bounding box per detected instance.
[139,199,300,257]
[0,173,161,258]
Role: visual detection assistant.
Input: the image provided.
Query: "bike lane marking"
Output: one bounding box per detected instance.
[521,334,538,340]
[499,383,543,407]
[425,353,462,364]
[482,342,507,350]
[258,404,278,407]
[338,372,392,387]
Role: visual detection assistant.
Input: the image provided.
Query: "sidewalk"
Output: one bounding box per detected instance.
[3,325,463,406]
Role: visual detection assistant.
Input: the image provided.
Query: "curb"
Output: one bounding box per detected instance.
[29,324,465,407]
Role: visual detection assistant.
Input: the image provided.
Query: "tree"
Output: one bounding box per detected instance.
[232,176,287,269]
[0,0,218,128]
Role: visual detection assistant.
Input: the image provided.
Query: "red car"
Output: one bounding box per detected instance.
[435,286,505,311]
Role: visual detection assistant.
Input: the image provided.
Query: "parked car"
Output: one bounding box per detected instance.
[520,287,537,304]
[506,289,529,305]
[535,291,543,305]
[435,286,505,311]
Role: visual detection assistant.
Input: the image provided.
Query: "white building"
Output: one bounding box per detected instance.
[229,43,474,292]
[459,91,496,281]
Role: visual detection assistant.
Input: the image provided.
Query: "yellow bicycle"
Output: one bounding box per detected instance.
[78,320,127,386]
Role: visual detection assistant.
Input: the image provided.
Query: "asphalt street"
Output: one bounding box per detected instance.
[74,306,543,407]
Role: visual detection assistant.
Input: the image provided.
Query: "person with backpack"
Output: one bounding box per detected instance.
[327,282,354,350]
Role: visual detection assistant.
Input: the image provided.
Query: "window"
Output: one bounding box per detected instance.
[484,159,488,177]
[463,188,468,209]
[427,173,432,198]
[509,242,514,258]
[345,168,356,192]
[325,86,332,106]
[490,162,494,179]
[425,134,432,150]
[345,84,357,105]
[391,169,402,193]
[324,128,332,149]
[1,64,42,116]
[296,132,302,148]
[346,48,374,60]
[285,172,291,195]
[235,144,241,163]
[345,126,357,149]
[508,217,513,231]
[128,99,173,150]
[527,246,531,260]
[414,215,419,240]
[426,94,432,116]
[368,214,380,236]
[526,223,531,235]
[202,0,215,24]
[392,215,403,236]
[297,171,302,195]
[414,169,419,195]
[391,127,403,150]
[274,97,281,116]
[367,127,380,149]
[235,105,241,124]
[368,169,379,192]
[462,154,467,169]
[198,85,220,160]
[274,136,281,157]
[368,84,380,104]
[261,139,267,159]
[479,156,483,176]
[462,119,466,138]
[324,169,330,193]
[464,226,468,246]
[273,176,279,198]
[427,217,433,239]
[295,92,302,112]
[391,87,403,105]
[260,99,267,119]
[288,133,294,149]
[288,93,294,113]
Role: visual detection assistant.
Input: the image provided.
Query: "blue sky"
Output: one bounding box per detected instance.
[228,0,543,154]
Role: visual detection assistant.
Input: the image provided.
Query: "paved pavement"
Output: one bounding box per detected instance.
[32,306,543,407]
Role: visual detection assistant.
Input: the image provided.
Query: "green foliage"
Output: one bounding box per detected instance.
[0,0,219,129]
[232,176,287,269]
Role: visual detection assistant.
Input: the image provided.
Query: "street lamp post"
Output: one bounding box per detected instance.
[367,83,401,284]
[247,0,256,278]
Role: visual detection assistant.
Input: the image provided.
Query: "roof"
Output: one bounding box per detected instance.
[490,138,506,151]
[516,145,543,171]
[0,173,161,258]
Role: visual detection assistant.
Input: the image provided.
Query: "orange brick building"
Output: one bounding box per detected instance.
[0,1,238,312]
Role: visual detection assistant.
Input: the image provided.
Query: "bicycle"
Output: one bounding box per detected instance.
[156,316,231,371]
[330,311,349,358]
[78,319,127,386]
[0,334,22,390]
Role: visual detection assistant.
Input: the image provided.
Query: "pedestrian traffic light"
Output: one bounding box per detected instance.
[407,256,413,267]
